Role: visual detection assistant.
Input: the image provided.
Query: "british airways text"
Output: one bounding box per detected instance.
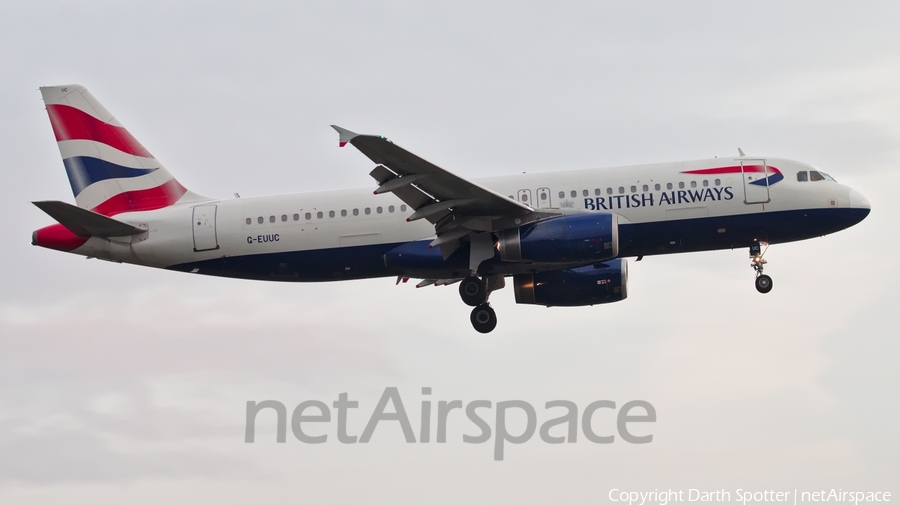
[584,186,735,211]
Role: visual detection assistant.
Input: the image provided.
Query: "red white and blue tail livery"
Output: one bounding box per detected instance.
[42,85,206,213]
[32,85,871,333]
[34,85,207,254]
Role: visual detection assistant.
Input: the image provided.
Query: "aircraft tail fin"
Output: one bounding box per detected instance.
[39,84,207,216]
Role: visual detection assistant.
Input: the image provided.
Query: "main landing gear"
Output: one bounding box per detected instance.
[750,242,773,294]
[460,275,502,333]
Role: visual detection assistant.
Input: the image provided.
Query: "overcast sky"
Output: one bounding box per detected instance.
[1,2,898,504]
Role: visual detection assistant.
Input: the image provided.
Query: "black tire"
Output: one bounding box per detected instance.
[755,274,773,294]
[470,304,497,334]
[459,276,487,306]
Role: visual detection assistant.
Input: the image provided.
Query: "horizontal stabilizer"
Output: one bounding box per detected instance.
[33,200,146,237]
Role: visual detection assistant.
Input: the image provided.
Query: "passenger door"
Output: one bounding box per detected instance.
[192,205,219,252]
[741,159,771,204]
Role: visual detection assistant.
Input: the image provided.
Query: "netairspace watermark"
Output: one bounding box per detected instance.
[609,489,892,506]
[245,387,656,460]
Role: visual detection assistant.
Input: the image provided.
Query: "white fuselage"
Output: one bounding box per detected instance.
[74,156,865,280]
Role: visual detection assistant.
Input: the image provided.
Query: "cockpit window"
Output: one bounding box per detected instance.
[819,171,836,182]
[810,171,825,181]
[797,171,808,182]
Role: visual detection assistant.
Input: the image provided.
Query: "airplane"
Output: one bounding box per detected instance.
[31,84,871,333]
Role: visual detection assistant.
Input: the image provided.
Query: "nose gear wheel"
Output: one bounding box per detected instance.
[750,242,773,294]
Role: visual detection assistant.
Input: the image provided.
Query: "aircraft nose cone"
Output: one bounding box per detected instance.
[849,189,870,209]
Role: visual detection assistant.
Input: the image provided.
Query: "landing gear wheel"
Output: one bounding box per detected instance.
[459,276,487,307]
[755,274,773,294]
[470,303,497,334]
[749,242,772,294]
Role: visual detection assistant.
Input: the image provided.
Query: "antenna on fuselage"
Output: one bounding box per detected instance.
[738,148,746,157]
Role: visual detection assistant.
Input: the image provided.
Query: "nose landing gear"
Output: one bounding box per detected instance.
[755,274,773,293]
[750,242,773,294]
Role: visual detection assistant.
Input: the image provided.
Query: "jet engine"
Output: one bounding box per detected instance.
[497,213,619,264]
[513,258,628,307]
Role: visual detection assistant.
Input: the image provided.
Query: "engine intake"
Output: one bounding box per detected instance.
[513,258,628,307]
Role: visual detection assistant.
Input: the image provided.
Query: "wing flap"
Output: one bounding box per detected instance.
[369,164,395,185]
[391,182,434,212]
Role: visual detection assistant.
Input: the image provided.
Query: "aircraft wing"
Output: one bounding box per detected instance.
[332,125,536,258]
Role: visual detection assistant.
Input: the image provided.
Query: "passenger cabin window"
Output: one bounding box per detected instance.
[317,211,323,219]
[678,182,685,189]
[715,178,721,186]
[293,213,299,221]
[570,190,577,198]
[257,217,264,224]
[654,183,660,191]
[269,216,276,223]
[365,208,371,215]
[558,191,565,199]
[690,181,697,188]
[377,206,383,214]
[797,171,808,182]
[245,218,251,225]
[341,210,347,217]
[353,209,359,216]
[389,205,395,213]
[667,183,673,190]
[401,205,407,211]
[643,184,649,192]
[281,214,287,222]
[305,212,312,220]
[702,180,709,187]
[630,185,636,193]
[582,189,589,197]
[618,186,625,194]
[607,187,613,195]
[594,188,601,196]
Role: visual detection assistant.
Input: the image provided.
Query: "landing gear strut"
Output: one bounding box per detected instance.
[459,275,505,333]
[750,242,773,294]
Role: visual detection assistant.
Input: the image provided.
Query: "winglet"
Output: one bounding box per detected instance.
[331,125,359,147]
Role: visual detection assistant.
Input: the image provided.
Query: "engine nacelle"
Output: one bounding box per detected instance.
[513,258,628,307]
[498,213,619,264]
